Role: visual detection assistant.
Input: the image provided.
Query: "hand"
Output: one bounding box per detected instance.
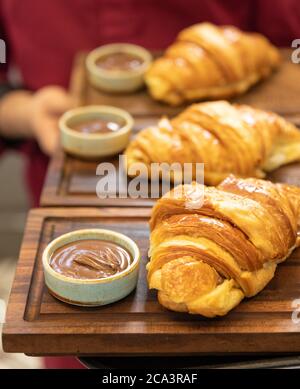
[0,85,73,156]
[29,86,73,155]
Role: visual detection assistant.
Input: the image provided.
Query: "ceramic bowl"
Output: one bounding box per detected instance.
[86,43,152,92]
[59,105,134,159]
[42,229,140,306]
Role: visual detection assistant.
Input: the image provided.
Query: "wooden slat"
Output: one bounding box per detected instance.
[41,149,157,207]
[3,207,300,356]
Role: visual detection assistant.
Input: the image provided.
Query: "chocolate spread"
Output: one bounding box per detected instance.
[50,239,132,279]
[96,52,143,71]
[71,118,124,134]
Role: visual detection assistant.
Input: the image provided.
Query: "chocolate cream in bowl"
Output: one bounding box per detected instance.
[71,117,125,134]
[50,239,132,280]
[96,52,144,71]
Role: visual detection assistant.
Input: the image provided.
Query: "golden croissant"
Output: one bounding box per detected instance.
[148,175,300,317]
[145,23,280,105]
[125,101,300,185]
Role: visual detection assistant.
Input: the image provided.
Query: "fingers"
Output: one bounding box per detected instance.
[35,115,60,156]
[37,86,74,115]
[31,86,74,156]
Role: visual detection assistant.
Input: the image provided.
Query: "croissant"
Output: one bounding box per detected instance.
[125,101,300,185]
[148,175,300,317]
[145,23,280,105]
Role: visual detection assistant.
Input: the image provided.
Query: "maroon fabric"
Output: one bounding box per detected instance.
[0,0,300,367]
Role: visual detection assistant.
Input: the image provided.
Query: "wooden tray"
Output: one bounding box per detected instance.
[70,49,300,124]
[41,147,300,207]
[40,48,300,207]
[41,149,156,207]
[3,207,300,356]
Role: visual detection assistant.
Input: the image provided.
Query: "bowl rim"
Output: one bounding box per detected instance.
[86,43,152,80]
[42,228,140,284]
[59,105,134,140]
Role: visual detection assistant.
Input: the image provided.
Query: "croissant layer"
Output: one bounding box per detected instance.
[148,176,300,317]
[145,23,280,105]
[125,101,300,185]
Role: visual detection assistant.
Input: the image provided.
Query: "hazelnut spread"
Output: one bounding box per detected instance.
[71,117,125,134]
[50,239,132,280]
[96,52,144,71]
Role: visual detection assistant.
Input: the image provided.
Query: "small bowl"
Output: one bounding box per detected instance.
[42,229,140,306]
[86,43,152,93]
[59,105,134,159]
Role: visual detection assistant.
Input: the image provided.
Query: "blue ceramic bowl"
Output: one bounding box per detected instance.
[42,229,140,306]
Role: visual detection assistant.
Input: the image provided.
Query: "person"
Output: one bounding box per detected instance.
[0,0,299,368]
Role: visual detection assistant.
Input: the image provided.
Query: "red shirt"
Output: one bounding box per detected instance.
[0,0,300,205]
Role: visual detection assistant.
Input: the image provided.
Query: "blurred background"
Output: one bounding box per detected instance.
[0,152,42,368]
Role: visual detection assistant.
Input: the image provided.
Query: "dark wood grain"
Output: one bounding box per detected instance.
[41,148,300,207]
[3,207,300,356]
[41,149,158,207]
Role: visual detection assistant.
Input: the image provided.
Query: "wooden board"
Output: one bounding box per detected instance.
[40,48,300,207]
[41,147,300,207]
[3,207,300,356]
[41,149,156,207]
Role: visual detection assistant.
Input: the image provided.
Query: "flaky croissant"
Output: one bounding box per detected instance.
[145,23,280,105]
[125,101,300,185]
[148,175,300,317]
